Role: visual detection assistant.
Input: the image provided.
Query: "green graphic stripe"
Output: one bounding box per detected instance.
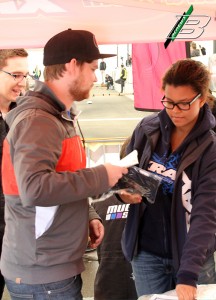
[171,5,193,41]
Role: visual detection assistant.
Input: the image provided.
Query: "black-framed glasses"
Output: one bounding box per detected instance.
[161,93,201,111]
[0,69,30,82]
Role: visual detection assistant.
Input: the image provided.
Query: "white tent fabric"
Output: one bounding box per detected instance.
[0,0,216,49]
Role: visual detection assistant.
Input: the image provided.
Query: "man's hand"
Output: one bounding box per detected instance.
[104,163,128,187]
[88,219,104,249]
[176,284,197,300]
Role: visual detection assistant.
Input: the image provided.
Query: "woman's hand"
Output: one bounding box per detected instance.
[176,284,197,300]
[118,190,142,204]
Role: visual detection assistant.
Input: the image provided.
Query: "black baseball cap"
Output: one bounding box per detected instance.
[43,29,116,66]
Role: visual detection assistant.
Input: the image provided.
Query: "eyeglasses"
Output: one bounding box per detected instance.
[0,69,30,82]
[161,93,201,111]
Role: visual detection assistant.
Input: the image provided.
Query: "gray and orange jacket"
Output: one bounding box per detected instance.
[1,81,109,284]
[0,102,16,239]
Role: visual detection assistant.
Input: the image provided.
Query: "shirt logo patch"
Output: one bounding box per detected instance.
[106,204,130,220]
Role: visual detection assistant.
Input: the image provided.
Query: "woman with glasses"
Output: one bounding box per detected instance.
[119,59,216,300]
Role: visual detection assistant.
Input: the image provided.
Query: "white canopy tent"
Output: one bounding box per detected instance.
[0,0,216,49]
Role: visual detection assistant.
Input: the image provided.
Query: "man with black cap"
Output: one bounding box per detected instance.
[1,29,131,299]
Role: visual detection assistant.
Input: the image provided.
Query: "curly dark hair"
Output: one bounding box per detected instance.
[162,59,210,98]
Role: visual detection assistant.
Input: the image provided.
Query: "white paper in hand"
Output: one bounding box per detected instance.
[115,150,138,167]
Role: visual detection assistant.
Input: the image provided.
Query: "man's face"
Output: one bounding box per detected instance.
[69,60,98,101]
[0,56,29,103]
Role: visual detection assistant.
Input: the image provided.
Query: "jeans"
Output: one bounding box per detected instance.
[120,80,125,93]
[131,250,216,297]
[5,275,83,300]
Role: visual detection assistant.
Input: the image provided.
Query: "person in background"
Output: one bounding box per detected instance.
[119,64,127,94]
[190,42,200,57]
[126,54,132,67]
[120,59,216,300]
[32,65,41,80]
[0,48,29,299]
[99,58,106,84]
[1,29,129,300]
[199,45,206,56]
[92,137,137,300]
[105,74,113,90]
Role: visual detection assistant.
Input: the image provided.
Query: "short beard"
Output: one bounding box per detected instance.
[68,80,90,102]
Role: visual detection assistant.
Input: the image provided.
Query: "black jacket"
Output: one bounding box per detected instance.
[122,104,216,287]
[92,196,137,300]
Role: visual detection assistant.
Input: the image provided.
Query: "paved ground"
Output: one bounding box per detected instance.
[75,84,151,141]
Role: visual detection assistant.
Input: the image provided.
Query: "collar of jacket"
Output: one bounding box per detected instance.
[33,80,65,111]
[33,80,80,123]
